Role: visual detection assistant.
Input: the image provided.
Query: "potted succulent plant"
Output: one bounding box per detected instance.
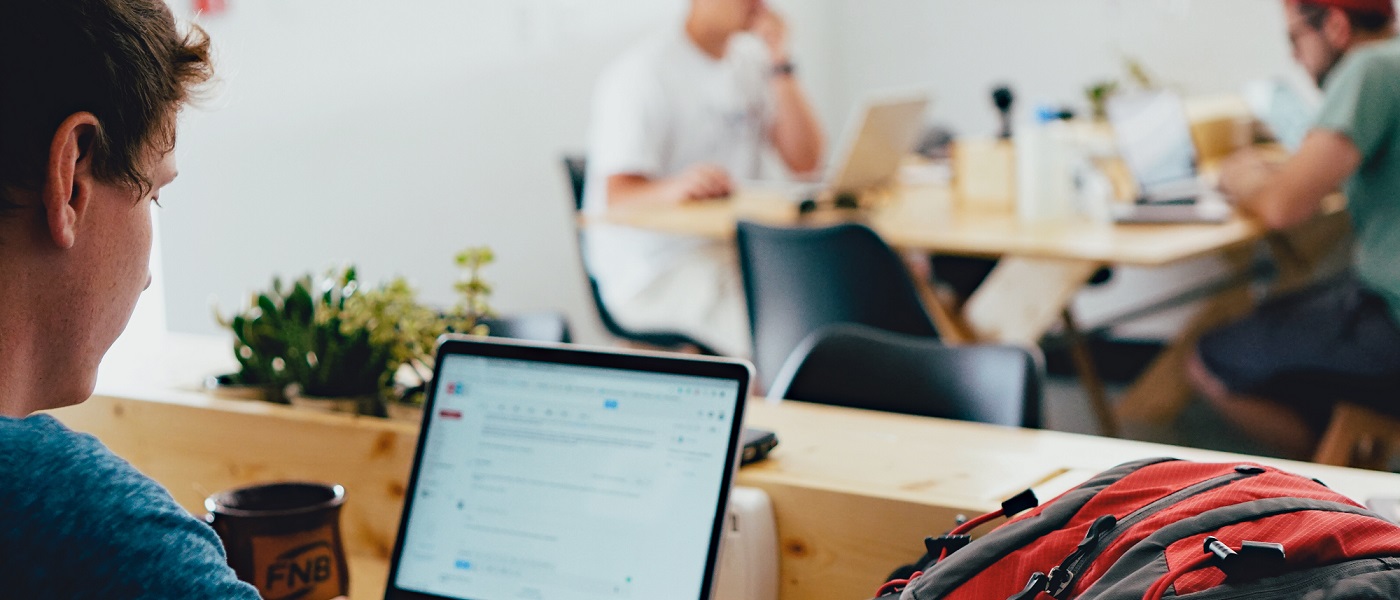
[211,278,308,403]
[277,267,399,416]
[213,247,494,419]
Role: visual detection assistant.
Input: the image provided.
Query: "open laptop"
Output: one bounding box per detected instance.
[742,93,931,204]
[1106,90,1232,223]
[383,336,754,600]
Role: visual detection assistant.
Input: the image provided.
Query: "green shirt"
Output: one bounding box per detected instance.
[1315,37,1400,325]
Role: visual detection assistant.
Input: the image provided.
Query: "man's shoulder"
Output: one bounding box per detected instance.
[0,414,102,461]
[0,414,260,598]
[0,414,163,507]
[1337,37,1400,82]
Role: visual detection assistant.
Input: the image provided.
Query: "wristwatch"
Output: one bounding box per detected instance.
[771,61,796,78]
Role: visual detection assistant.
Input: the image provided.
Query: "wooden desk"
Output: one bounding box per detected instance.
[50,386,1398,600]
[586,185,1352,427]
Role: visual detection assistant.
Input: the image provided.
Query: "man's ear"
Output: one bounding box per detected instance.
[43,112,101,250]
[1324,6,1354,48]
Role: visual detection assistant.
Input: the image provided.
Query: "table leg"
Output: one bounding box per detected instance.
[1115,247,1257,424]
[958,258,1110,434]
[962,257,1100,346]
[1061,308,1118,438]
[910,276,977,344]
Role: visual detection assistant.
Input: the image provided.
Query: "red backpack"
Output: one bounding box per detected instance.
[874,458,1400,600]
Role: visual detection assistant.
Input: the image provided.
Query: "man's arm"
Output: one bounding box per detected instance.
[606,164,734,207]
[752,7,824,175]
[1219,130,1360,230]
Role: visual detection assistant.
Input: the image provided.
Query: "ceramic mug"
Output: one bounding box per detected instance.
[206,482,350,600]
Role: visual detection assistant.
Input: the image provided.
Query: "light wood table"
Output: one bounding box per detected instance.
[586,185,1352,428]
[50,383,1398,600]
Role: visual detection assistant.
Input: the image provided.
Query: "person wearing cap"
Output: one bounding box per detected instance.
[1189,0,1400,458]
[581,0,824,358]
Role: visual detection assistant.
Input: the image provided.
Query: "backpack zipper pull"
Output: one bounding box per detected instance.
[1006,572,1049,600]
[1047,514,1118,597]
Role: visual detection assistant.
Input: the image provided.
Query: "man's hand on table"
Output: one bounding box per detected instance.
[667,164,734,202]
[1218,130,1359,230]
[606,164,734,207]
[1218,148,1278,204]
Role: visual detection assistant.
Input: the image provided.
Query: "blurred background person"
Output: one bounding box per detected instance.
[1191,0,1400,458]
[582,0,824,357]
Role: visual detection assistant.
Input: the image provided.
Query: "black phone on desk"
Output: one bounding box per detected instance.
[741,427,779,465]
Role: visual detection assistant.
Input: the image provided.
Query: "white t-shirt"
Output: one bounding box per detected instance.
[582,26,774,303]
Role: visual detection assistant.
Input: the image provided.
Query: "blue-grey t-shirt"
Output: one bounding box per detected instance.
[0,414,260,599]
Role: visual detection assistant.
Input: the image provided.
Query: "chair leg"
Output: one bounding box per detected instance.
[1314,402,1399,469]
[908,262,977,343]
[1061,309,1118,438]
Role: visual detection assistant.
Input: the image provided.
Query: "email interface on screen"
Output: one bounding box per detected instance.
[394,354,742,599]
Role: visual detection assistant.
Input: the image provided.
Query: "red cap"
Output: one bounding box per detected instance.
[1298,0,1396,18]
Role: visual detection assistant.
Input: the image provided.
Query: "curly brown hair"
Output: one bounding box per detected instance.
[0,0,212,207]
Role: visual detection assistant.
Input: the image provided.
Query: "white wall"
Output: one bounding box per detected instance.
[165,0,692,341]
[163,0,1306,341]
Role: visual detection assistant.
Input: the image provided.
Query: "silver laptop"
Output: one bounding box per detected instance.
[384,336,753,600]
[743,93,931,202]
[1107,91,1231,223]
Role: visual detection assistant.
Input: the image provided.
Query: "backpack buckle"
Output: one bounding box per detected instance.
[1204,537,1288,582]
[1045,566,1073,597]
[923,534,972,560]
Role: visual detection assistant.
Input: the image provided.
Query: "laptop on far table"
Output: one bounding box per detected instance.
[383,336,753,600]
[1106,90,1232,224]
[740,93,931,207]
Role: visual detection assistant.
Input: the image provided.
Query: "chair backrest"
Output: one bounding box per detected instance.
[479,312,573,344]
[768,324,1043,428]
[563,155,588,212]
[736,220,940,390]
[556,155,718,354]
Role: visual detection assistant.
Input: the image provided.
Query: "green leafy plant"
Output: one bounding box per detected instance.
[215,277,312,392]
[390,247,496,409]
[218,248,496,414]
[452,247,494,330]
[282,267,397,401]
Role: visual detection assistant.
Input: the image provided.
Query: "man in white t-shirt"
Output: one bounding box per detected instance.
[582,0,824,357]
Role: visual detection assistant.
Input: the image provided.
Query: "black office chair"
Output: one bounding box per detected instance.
[769,323,1042,428]
[736,220,941,390]
[563,155,588,212]
[561,155,718,355]
[478,313,572,344]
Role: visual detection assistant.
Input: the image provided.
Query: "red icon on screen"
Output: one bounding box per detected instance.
[439,409,463,420]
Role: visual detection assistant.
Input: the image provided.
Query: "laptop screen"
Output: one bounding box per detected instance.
[388,340,748,600]
[1108,91,1199,193]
